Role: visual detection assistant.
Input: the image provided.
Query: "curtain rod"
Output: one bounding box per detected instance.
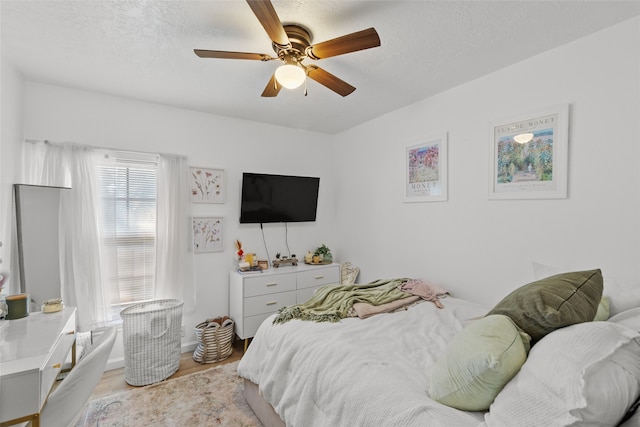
[23,139,186,160]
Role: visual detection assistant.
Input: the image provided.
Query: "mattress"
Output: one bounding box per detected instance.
[237,297,489,426]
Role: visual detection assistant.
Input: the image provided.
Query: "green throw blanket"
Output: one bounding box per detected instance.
[273,278,410,324]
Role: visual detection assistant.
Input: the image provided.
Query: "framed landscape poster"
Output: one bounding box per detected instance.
[190,167,225,203]
[193,216,223,253]
[404,132,448,202]
[489,104,569,200]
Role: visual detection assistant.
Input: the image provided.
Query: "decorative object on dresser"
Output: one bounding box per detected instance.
[272,255,298,268]
[230,263,340,350]
[311,244,332,264]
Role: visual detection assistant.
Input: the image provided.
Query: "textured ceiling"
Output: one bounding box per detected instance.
[2,1,639,134]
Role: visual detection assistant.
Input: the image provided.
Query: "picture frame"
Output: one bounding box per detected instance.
[192,216,223,253]
[404,132,448,202]
[190,167,225,203]
[489,104,569,200]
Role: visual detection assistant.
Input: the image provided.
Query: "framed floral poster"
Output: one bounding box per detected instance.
[192,216,223,253]
[404,132,448,202]
[489,104,569,200]
[190,167,225,203]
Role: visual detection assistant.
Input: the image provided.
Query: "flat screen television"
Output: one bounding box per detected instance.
[240,172,320,223]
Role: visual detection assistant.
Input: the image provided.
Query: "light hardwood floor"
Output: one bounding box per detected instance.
[89,338,247,400]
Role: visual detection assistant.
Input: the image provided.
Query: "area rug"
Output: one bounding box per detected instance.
[76,360,262,426]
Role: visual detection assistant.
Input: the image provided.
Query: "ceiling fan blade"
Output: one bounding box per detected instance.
[194,49,274,61]
[246,0,290,49]
[306,65,355,97]
[261,73,282,97]
[306,28,380,60]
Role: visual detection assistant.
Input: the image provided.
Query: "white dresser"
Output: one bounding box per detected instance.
[0,307,77,427]
[230,263,340,344]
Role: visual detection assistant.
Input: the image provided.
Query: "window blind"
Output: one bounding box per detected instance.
[97,156,157,312]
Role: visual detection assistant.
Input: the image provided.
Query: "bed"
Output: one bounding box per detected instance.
[237,268,640,427]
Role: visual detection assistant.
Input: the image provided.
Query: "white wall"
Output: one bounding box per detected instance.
[334,17,640,307]
[4,16,639,368]
[0,61,24,294]
[20,83,337,366]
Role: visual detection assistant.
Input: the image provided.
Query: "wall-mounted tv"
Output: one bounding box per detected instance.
[240,172,320,224]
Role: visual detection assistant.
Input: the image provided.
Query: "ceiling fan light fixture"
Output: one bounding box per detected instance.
[514,132,534,144]
[275,63,306,89]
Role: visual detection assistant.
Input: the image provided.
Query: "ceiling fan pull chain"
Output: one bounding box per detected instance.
[304,78,308,96]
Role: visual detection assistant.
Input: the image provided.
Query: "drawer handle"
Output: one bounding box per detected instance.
[52,363,62,369]
[266,301,277,306]
[266,283,278,287]
[315,275,325,280]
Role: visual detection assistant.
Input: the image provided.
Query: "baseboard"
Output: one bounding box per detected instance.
[105,340,198,372]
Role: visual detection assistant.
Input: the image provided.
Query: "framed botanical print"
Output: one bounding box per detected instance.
[192,216,223,253]
[190,167,225,203]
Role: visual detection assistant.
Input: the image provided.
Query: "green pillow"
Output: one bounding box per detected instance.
[487,269,603,343]
[594,296,610,321]
[429,315,530,411]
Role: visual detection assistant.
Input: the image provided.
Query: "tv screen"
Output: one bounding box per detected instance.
[240,173,320,223]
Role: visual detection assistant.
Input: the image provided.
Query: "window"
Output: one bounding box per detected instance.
[96,153,158,320]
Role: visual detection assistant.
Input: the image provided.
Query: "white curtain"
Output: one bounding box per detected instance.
[21,140,71,188]
[21,141,196,329]
[58,145,108,330]
[22,141,106,330]
[155,153,196,313]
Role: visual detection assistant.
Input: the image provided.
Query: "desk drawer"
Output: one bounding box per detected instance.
[297,266,340,290]
[40,315,76,406]
[244,291,297,317]
[244,274,296,297]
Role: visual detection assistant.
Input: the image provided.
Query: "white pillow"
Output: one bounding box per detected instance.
[610,307,640,332]
[532,261,640,316]
[485,321,640,427]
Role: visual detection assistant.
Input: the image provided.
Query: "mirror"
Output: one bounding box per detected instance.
[14,184,70,311]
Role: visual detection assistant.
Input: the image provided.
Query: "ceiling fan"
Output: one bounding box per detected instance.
[194,0,381,97]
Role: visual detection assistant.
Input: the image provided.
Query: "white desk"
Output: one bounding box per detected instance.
[0,308,76,427]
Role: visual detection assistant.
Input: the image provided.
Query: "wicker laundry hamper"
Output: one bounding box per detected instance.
[193,316,235,363]
[121,299,183,386]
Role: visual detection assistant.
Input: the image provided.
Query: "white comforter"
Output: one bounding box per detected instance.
[237,297,489,427]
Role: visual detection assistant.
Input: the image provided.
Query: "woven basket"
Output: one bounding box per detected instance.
[193,317,234,363]
[121,299,183,386]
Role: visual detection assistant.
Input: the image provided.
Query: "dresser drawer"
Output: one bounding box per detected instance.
[297,287,319,304]
[244,290,297,317]
[297,266,340,290]
[244,274,296,297]
[244,313,275,338]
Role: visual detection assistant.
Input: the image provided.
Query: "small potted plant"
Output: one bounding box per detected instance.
[314,244,332,264]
